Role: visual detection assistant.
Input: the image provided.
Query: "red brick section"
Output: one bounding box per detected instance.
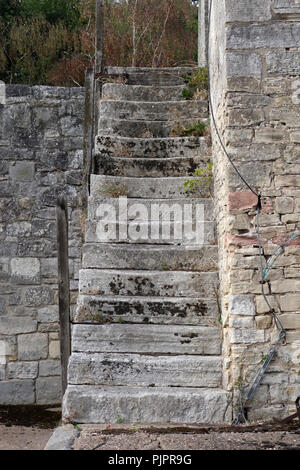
[272,235,300,246]
[227,234,259,247]
[228,192,274,214]
[228,192,258,211]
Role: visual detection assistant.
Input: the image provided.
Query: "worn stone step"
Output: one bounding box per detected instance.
[68,353,223,388]
[88,197,214,220]
[99,100,208,122]
[102,83,186,102]
[82,243,218,271]
[98,118,209,138]
[85,219,215,246]
[90,175,211,199]
[78,269,218,298]
[63,385,230,424]
[94,155,210,178]
[73,294,219,325]
[71,324,222,355]
[104,66,197,86]
[95,135,210,158]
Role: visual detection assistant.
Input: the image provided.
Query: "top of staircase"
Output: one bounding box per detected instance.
[103,67,198,86]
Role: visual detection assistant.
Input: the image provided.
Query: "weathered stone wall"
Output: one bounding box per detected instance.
[211,0,300,420]
[0,85,84,404]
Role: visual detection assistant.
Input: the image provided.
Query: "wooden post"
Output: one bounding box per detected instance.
[83,67,95,206]
[95,0,105,142]
[56,196,71,397]
[95,0,105,75]
[198,0,209,68]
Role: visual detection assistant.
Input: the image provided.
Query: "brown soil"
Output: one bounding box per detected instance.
[73,422,300,451]
[0,405,61,450]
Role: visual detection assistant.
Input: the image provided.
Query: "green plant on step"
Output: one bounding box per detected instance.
[184,161,213,196]
[171,120,208,138]
[182,68,208,100]
[116,415,124,424]
[181,88,194,100]
[162,263,172,271]
[97,183,127,198]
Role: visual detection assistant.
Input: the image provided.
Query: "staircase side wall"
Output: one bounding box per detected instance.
[211,0,300,420]
[0,85,84,405]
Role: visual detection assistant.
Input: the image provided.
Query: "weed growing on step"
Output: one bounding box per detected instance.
[171,120,208,138]
[184,161,213,196]
[116,415,124,424]
[96,183,128,198]
[182,68,208,101]
[93,312,107,324]
[162,263,172,271]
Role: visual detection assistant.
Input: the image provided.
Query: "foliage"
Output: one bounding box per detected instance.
[0,17,87,85]
[184,162,213,195]
[20,0,84,29]
[182,67,208,100]
[172,120,208,138]
[0,0,198,86]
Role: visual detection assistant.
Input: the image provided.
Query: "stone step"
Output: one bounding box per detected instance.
[95,135,210,158]
[104,66,197,86]
[68,353,223,388]
[88,197,214,220]
[73,295,219,325]
[63,385,230,424]
[102,83,186,102]
[82,243,218,271]
[98,117,209,138]
[99,100,208,122]
[90,175,211,199]
[71,324,222,355]
[94,155,210,178]
[84,219,215,246]
[78,269,218,298]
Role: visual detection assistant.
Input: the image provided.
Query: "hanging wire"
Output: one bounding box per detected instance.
[206,0,299,424]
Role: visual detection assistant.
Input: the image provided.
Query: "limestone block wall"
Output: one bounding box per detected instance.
[211,0,300,420]
[0,85,84,404]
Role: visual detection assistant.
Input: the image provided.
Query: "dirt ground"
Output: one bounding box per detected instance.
[0,406,299,450]
[73,423,300,451]
[0,406,61,451]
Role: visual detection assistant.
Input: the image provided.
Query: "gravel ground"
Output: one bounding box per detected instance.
[73,423,300,451]
[0,425,54,450]
[0,405,61,451]
[0,406,299,451]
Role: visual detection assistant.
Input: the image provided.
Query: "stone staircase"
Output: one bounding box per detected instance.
[63,67,230,424]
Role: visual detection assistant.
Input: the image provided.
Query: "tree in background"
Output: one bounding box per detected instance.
[0,0,197,86]
[21,0,83,29]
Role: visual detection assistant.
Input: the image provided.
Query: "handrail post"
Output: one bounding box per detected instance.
[198,0,209,68]
[94,0,105,143]
[83,67,95,205]
[56,196,71,397]
[95,0,105,76]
